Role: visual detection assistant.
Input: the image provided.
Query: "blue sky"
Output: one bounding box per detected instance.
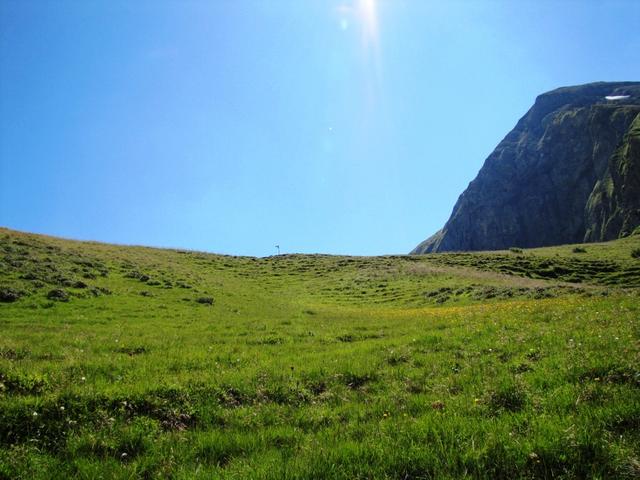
[1,0,639,256]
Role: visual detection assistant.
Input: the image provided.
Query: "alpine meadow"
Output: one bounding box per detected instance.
[0,227,639,478]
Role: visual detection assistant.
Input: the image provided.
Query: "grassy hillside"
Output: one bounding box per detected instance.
[1,227,639,479]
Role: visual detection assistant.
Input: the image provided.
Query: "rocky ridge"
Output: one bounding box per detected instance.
[413,82,640,253]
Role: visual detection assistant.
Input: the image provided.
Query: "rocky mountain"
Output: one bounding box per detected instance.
[412,81,640,254]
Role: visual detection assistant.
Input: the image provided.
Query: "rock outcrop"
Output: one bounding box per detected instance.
[584,114,640,241]
[412,82,640,254]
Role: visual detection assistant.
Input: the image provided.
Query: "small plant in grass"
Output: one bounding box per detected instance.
[46,289,69,302]
[509,247,523,254]
[485,379,528,415]
[116,346,148,356]
[337,334,356,342]
[572,246,587,253]
[0,371,49,395]
[0,287,22,303]
[342,371,376,389]
[68,417,160,461]
[196,296,214,305]
[386,349,410,365]
[632,248,640,259]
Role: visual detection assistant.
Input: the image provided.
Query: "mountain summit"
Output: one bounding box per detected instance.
[413,81,640,254]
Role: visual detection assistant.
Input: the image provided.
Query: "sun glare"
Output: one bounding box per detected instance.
[358,0,379,51]
[336,0,380,48]
[333,0,382,111]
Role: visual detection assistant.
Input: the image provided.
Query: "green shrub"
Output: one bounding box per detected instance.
[47,289,69,302]
[572,246,587,253]
[0,348,30,360]
[0,371,49,395]
[0,287,22,303]
[631,248,640,259]
[196,296,214,305]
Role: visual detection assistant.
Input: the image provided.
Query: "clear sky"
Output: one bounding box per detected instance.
[1,1,639,256]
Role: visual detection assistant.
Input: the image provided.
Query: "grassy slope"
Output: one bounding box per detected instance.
[0,227,639,479]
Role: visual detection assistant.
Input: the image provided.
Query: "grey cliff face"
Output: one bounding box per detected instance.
[412,82,640,254]
[585,113,640,242]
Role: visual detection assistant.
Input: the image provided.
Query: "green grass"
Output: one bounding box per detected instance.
[1,227,639,479]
